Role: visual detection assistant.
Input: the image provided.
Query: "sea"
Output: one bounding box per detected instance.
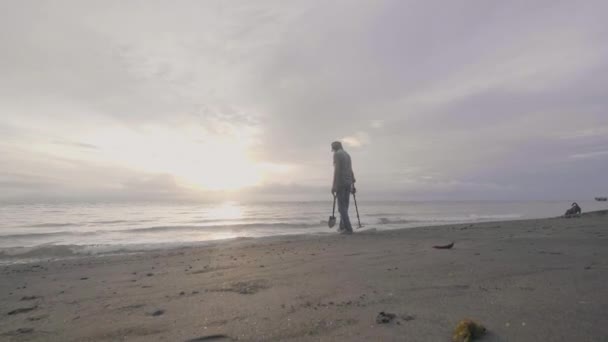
[1,200,606,264]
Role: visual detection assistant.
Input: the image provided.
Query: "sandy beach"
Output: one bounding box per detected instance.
[1,210,606,341]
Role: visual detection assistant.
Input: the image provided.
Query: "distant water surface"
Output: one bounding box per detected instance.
[1,200,605,262]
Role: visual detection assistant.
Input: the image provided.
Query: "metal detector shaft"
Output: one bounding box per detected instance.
[353,192,363,229]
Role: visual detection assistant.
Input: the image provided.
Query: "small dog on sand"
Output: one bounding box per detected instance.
[564,202,582,218]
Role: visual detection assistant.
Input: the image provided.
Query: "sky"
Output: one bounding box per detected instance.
[1,0,607,202]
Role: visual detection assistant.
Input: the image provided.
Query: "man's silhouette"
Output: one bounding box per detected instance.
[331,141,356,234]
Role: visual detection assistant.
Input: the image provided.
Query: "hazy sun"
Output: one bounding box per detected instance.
[83,125,272,192]
[175,142,263,191]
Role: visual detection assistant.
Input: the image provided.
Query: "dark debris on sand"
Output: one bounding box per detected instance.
[376,311,397,324]
[2,328,34,336]
[148,309,165,317]
[7,306,37,316]
[185,334,231,341]
[433,242,455,249]
[208,280,269,295]
[375,311,415,325]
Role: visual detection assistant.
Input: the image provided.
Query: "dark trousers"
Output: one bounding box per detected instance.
[337,186,353,232]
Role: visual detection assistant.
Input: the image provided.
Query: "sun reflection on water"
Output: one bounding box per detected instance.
[207,201,244,221]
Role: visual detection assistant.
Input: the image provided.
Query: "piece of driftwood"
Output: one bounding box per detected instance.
[433,242,454,249]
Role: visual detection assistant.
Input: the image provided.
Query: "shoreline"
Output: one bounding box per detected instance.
[1,210,607,341]
[2,210,605,266]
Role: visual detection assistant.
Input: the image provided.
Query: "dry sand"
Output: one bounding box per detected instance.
[1,210,607,341]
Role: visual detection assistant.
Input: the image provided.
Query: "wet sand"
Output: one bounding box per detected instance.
[1,210,607,341]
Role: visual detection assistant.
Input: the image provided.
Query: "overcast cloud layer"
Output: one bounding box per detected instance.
[1,0,607,202]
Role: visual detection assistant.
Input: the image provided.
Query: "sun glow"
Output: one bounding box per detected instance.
[207,201,244,221]
[80,124,273,192]
[176,142,263,191]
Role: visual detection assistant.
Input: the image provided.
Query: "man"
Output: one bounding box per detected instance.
[331,141,356,234]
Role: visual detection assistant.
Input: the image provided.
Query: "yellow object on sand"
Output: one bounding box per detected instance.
[452,319,487,342]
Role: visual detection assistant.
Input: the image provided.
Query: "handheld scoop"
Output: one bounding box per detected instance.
[328,194,337,228]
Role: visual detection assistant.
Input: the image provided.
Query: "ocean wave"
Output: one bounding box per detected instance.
[377,218,419,225]
[17,218,158,228]
[1,222,323,240]
[467,213,522,220]
[0,231,100,239]
[20,222,77,228]
[0,244,145,261]
[367,213,404,217]
[89,220,130,224]
[87,219,159,225]
[0,245,79,259]
[375,213,522,225]
[186,218,248,224]
[0,241,216,262]
[120,222,321,233]
[186,216,314,224]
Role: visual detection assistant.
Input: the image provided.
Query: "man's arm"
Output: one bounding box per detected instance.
[332,153,341,193]
[350,156,356,193]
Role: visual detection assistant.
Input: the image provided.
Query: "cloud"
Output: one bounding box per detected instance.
[52,140,99,150]
[1,0,607,201]
[569,150,608,160]
[341,132,370,148]
[559,126,608,140]
[370,120,384,129]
